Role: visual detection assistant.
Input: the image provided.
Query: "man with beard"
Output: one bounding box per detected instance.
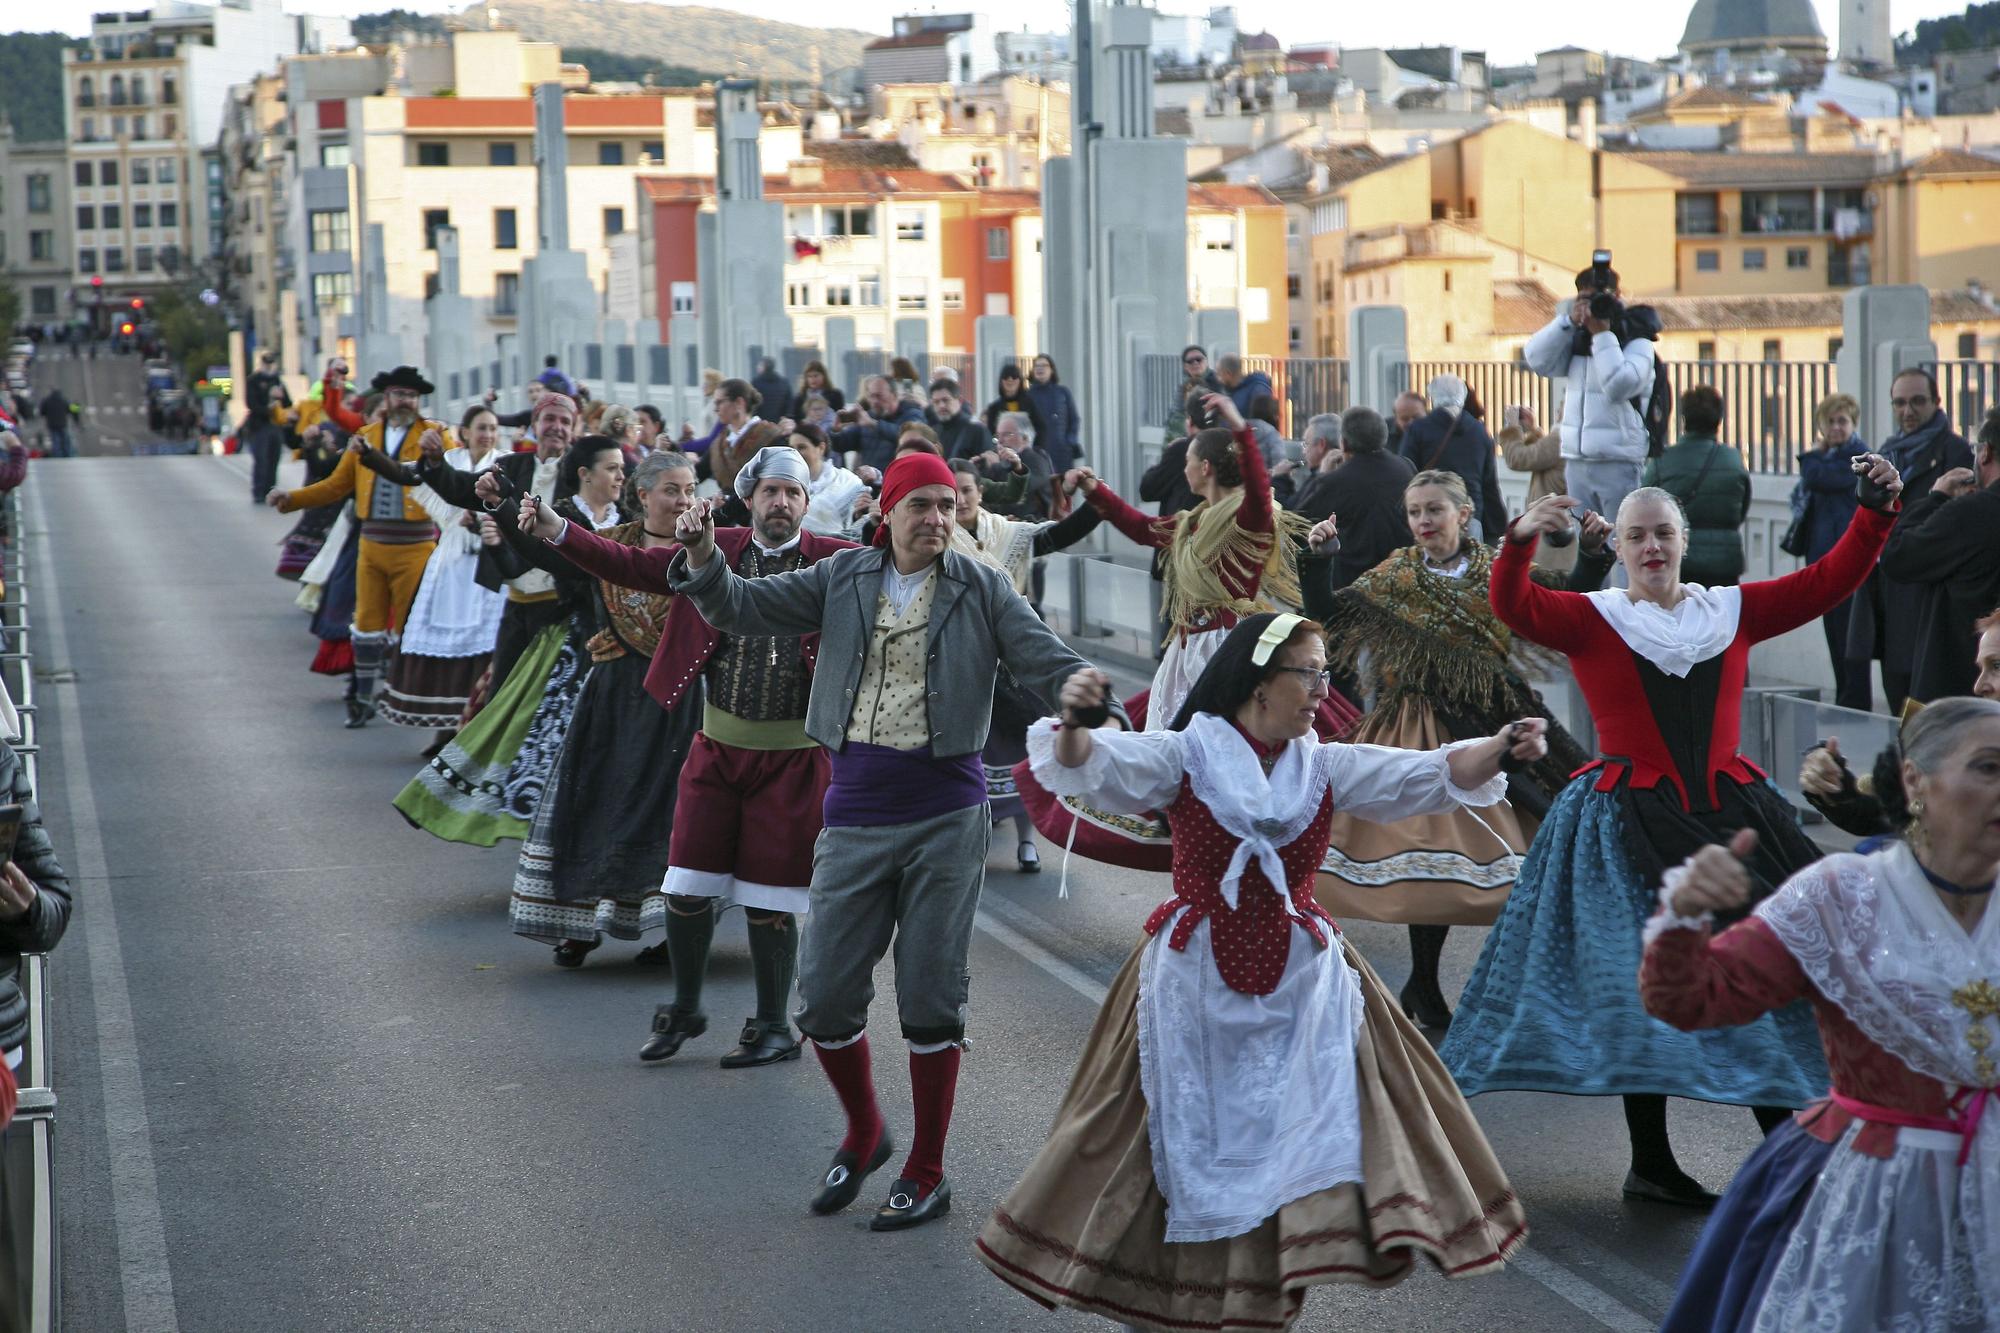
[663,452,1128,1231]
[369,391,582,695]
[523,446,855,1067]
[269,366,448,726]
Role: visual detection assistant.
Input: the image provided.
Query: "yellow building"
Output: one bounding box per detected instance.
[1187,183,1291,358]
[1302,151,1430,357]
[1874,149,2000,290]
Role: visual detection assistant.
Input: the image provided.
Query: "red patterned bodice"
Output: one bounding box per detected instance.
[1145,776,1341,996]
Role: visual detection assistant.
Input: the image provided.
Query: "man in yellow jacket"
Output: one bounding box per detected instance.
[267,366,447,727]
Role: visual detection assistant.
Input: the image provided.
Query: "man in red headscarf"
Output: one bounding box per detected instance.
[666,452,1129,1230]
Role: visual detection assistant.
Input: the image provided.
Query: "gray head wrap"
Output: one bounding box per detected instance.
[733,444,812,500]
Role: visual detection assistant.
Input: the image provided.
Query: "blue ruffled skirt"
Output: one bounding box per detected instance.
[1659,1116,1832,1331]
[1438,777,1828,1106]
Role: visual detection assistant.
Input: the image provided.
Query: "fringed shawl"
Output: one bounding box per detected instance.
[591,520,674,661]
[1159,487,1311,642]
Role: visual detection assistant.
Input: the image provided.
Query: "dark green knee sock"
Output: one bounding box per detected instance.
[666,896,717,1015]
[745,912,797,1027]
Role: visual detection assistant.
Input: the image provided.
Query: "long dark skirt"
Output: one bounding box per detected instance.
[508,655,702,944]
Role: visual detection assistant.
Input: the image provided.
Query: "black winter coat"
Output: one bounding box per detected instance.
[1398,407,1507,542]
[0,741,71,1054]
[1880,477,2000,703]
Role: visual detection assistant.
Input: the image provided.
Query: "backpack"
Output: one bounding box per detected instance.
[1637,356,1672,459]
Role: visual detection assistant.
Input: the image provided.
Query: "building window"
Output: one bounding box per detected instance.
[1442,270,1452,293]
[786,281,812,307]
[416,141,449,167]
[986,226,1009,260]
[77,77,94,108]
[1444,322,1454,343]
[1287,273,1301,298]
[494,208,518,250]
[1785,247,1810,269]
[29,287,56,317]
[669,281,695,315]
[641,140,663,161]
[1199,217,1236,250]
[1960,331,1979,358]
[1742,248,1766,271]
[320,143,350,168]
[828,205,874,237]
[857,273,881,306]
[133,116,148,140]
[30,231,52,262]
[1694,249,1719,272]
[422,208,450,249]
[77,249,96,274]
[132,158,150,185]
[101,204,121,229]
[104,247,125,273]
[312,270,356,315]
[941,281,965,311]
[74,161,91,187]
[135,245,153,272]
[895,209,927,241]
[1762,339,1781,361]
[113,117,126,139]
[159,202,178,227]
[896,282,927,311]
[494,272,520,316]
[157,156,176,184]
[162,113,175,137]
[134,203,152,228]
[310,209,350,252]
[597,142,624,166]
[26,175,49,213]
[162,76,176,105]
[76,206,95,232]
[602,207,624,237]
[1741,189,1814,233]
[100,160,118,186]
[1697,339,1716,361]
[825,281,854,307]
[785,205,818,238]
[488,142,517,166]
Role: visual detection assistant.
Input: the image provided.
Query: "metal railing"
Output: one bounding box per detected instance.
[1137,353,1351,436]
[1403,358,1839,474]
[839,350,975,402]
[1933,360,2000,438]
[0,482,56,1333]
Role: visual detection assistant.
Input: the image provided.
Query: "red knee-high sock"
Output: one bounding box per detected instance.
[902,1045,962,1198]
[814,1036,883,1161]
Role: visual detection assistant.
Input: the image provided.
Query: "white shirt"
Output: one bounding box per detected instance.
[881,561,935,619]
[753,529,804,557]
[725,415,762,449]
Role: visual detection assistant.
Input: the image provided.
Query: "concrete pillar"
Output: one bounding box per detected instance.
[634,317,659,409]
[975,315,1018,409]
[823,316,857,396]
[700,81,785,382]
[424,227,477,417]
[1348,305,1409,413]
[534,83,570,252]
[1194,309,1237,361]
[1838,285,1935,448]
[668,311,703,428]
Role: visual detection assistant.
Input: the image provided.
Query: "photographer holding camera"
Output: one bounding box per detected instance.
[1524,253,1663,548]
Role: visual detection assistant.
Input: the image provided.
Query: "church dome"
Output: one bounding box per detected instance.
[1679,0,1826,53]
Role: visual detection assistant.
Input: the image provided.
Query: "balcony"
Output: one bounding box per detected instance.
[1740,210,1817,235]
[1675,219,1722,236]
[1343,220,1487,270]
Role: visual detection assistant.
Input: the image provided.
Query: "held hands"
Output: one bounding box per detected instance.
[1063,467,1099,495]
[1799,737,1847,799]
[1203,391,1245,432]
[1508,493,1580,545]
[1059,669,1114,726]
[515,494,562,542]
[345,437,367,457]
[1577,508,1612,555]
[1307,515,1339,552]
[1493,718,1549,770]
[1850,452,1903,504]
[477,515,502,547]
[417,427,446,460]
[473,471,505,506]
[676,496,719,568]
[1669,829,1758,918]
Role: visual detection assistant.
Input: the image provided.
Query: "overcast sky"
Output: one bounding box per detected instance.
[25,0,1979,66]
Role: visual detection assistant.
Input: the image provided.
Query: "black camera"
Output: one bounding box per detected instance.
[1584,249,1622,323]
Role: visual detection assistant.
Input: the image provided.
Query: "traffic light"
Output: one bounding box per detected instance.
[129,298,144,311]
[119,322,135,336]
[90,275,103,288]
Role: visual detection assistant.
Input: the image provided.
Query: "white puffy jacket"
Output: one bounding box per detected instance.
[1523,314,1655,464]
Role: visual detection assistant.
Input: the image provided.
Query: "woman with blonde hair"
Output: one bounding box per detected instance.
[1318,469,1611,1029]
[1793,391,1869,708]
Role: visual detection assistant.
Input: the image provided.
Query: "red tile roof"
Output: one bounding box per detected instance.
[866,30,953,51]
[1188,182,1283,209]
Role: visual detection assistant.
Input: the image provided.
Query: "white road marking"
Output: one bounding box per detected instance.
[973,890,1664,1331]
[26,481,181,1333]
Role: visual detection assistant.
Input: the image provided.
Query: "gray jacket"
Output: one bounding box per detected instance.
[669,543,1128,757]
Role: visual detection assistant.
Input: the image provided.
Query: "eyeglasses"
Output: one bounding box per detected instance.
[1270,666,1331,691]
[1183,357,1204,367]
[1890,397,1933,409]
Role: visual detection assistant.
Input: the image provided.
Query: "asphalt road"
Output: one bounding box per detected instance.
[22,345,171,458]
[31,451,1775,1332]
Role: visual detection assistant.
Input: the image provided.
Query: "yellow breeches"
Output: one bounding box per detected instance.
[352,539,436,635]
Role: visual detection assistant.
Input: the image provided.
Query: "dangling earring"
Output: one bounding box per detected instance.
[1908,797,1929,855]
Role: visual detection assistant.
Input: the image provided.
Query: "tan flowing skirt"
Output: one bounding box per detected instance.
[1315,697,1534,926]
[975,938,1527,1333]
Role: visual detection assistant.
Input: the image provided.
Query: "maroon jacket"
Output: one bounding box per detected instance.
[553,522,857,711]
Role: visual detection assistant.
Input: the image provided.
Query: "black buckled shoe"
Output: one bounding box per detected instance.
[809,1134,895,1216]
[719,1019,802,1068]
[637,1006,707,1062]
[870,1176,952,1231]
[1622,1168,1720,1209]
[551,938,599,968]
[344,694,376,729]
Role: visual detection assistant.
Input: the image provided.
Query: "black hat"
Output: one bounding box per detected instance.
[371,365,435,395]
